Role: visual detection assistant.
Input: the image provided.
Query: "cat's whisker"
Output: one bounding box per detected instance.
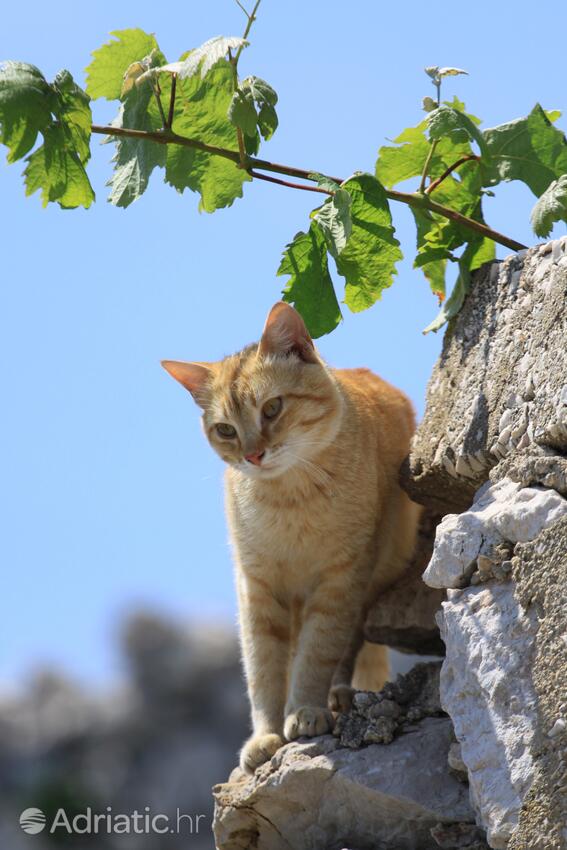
[285,451,335,492]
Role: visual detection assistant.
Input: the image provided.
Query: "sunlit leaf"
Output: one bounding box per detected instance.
[530,174,567,237]
[165,60,250,212]
[0,61,54,162]
[86,29,160,100]
[24,123,94,208]
[483,103,567,196]
[336,174,402,312]
[160,36,248,80]
[51,70,92,163]
[312,188,352,259]
[278,224,342,338]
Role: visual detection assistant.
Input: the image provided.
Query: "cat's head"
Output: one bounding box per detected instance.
[162,302,343,479]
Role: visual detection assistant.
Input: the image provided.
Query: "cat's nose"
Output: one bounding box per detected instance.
[245,450,266,466]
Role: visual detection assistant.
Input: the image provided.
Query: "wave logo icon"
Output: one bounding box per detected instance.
[19,808,47,835]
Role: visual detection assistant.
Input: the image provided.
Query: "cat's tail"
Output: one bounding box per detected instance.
[351,641,389,692]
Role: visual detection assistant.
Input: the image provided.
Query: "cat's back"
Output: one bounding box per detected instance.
[332,367,415,470]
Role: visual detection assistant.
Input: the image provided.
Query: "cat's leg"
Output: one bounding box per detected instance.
[328,623,364,713]
[283,579,364,741]
[237,572,290,773]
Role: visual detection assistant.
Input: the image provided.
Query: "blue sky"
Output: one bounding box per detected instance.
[2,0,565,685]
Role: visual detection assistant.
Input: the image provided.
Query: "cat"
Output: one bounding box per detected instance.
[162,301,420,774]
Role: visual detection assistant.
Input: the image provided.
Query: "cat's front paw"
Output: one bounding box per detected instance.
[284,706,334,740]
[328,684,355,713]
[239,733,284,774]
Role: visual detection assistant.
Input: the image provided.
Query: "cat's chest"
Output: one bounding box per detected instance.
[230,480,341,564]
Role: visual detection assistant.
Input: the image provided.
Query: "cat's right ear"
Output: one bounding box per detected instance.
[258,301,318,363]
[161,361,212,407]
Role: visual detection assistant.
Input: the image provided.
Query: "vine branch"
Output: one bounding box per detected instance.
[91,124,527,252]
[248,170,333,195]
[426,154,480,194]
[165,73,177,131]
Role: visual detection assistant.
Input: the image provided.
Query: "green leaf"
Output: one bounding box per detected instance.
[105,48,167,207]
[258,102,278,141]
[24,123,94,208]
[468,235,496,271]
[246,77,278,140]
[161,36,248,80]
[530,174,567,237]
[312,188,352,259]
[228,89,258,137]
[411,207,450,299]
[86,29,160,101]
[278,224,342,338]
[483,103,567,196]
[427,105,488,157]
[335,174,402,312]
[423,262,470,333]
[376,110,480,189]
[106,88,165,207]
[376,122,430,188]
[423,238,489,333]
[51,70,92,163]
[308,172,341,193]
[0,61,54,162]
[545,109,562,124]
[228,76,279,142]
[165,60,250,213]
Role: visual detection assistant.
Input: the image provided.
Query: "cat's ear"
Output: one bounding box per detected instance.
[161,360,213,407]
[258,302,318,363]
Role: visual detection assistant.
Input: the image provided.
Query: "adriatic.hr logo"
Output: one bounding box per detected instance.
[19,809,47,834]
[18,806,207,836]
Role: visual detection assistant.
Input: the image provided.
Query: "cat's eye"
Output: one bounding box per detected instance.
[216,423,237,438]
[262,397,282,420]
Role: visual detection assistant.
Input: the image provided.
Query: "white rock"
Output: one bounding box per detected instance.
[213,719,475,850]
[423,478,567,588]
[438,583,539,849]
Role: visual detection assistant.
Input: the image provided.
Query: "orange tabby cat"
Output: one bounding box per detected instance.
[162,302,420,773]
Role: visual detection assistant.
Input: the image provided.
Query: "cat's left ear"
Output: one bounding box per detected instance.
[258,301,318,363]
[161,360,213,407]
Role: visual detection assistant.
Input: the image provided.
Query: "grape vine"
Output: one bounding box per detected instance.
[2,1,566,334]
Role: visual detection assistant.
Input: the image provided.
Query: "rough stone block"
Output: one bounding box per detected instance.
[402,240,567,515]
[213,718,475,850]
[365,509,445,654]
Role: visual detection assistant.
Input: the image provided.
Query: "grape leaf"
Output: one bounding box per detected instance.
[335,174,402,312]
[411,207,451,298]
[312,188,352,259]
[228,89,258,137]
[228,76,278,142]
[422,236,494,334]
[278,224,342,338]
[165,60,250,213]
[0,61,54,162]
[427,105,488,157]
[376,122,430,188]
[423,239,479,333]
[106,78,166,207]
[104,46,167,208]
[483,103,567,196]
[24,123,94,208]
[309,172,341,193]
[86,29,160,101]
[51,70,92,163]
[158,36,248,80]
[376,104,481,189]
[530,174,567,237]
